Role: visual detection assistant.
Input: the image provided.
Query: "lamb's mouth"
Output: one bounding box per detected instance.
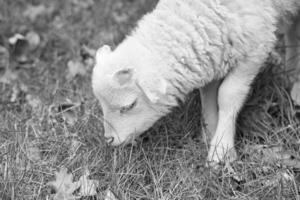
[123,133,140,146]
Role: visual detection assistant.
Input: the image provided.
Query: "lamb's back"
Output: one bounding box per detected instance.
[126,0,294,95]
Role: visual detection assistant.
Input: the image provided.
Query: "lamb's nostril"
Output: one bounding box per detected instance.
[105,136,114,144]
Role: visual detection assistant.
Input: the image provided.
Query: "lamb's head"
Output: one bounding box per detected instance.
[92,43,177,146]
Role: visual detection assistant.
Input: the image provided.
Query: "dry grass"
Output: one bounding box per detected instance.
[1,0,300,199]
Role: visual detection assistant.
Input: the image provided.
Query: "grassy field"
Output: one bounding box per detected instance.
[1,0,300,199]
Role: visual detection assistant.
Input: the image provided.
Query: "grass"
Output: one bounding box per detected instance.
[1,0,300,199]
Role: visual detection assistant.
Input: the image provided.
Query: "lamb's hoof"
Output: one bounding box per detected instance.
[206,147,237,169]
[205,160,222,169]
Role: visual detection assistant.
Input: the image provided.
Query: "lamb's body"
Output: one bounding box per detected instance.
[92,0,300,163]
[118,0,297,98]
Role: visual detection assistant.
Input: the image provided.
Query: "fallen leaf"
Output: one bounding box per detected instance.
[77,169,99,196]
[105,190,119,200]
[25,31,40,51]
[245,145,300,168]
[9,31,40,64]
[48,168,100,200]
[48,167,80,200]
[63,109,77,126]
[57,103,78,126]
[67,60,87,80]
[8,34,25,45]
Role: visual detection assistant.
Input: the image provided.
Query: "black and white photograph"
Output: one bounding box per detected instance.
[1,0,300,199]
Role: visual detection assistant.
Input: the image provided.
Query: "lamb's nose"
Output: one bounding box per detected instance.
[105,136,114,144]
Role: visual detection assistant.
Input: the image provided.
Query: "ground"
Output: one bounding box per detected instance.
[1,0,300,199]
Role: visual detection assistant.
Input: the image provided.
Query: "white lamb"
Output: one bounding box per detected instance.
[92,0,300,164]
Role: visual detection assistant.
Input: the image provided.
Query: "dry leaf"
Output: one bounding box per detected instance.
[57,103,78,126]
[48,168,100,199]
[62,110,77,126]
[77,169,99,196]
[48,167,80,200]
[105,190,119,200]
[67,60,86,80]
[9,31,40,64]
[25,31,40,51]
[8,34,25,45]
[245,145,300,168]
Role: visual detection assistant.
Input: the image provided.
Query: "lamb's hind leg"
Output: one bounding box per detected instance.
[207,62,262,165]
[285,15,300,76]
[200,80,221,142]
[287,16,300,104]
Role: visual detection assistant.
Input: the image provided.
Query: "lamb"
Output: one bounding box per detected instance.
[92,0,300,165]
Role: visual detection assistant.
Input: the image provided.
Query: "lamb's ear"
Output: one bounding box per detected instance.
[95,45,111,62]
[113,68,134,86]
[137,76,168,103]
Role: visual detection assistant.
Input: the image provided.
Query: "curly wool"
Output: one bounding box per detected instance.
[114,0,300,104]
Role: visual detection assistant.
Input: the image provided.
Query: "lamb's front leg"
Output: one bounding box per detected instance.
[207,62,262,165]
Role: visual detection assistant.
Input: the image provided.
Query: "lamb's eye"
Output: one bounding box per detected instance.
[120,100,137,114]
